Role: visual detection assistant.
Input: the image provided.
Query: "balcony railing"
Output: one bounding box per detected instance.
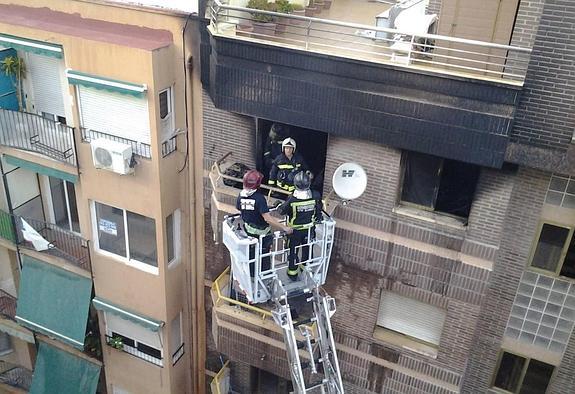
[16,216,91,272]
[0,361,32,392]
[105,335,163,367]
[207,0,531,83]
[0,109,76,165]
[161,136,177,158]
[81,127,152,159]
[0,290,16,321]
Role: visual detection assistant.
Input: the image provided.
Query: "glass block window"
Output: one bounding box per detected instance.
[545,174,575,209]
[505,271,575,353]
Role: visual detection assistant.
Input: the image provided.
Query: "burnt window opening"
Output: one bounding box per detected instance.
[400,151,480,219]
[256,119,328,195]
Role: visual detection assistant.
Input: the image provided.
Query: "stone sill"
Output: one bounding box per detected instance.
[373,326,438,359]
[393,206,467,231]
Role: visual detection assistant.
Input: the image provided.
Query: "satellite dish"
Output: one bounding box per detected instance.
[332,163,367,201]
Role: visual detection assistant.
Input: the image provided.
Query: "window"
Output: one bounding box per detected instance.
[400,151,480,219]
[505,271,575,353]
[376,291,446,347]
[167,210,180,267]
[47,177,79,233]
[159,87,174,141]
[545,174,575,209]
[530,222,575,279]
[170,312,184,365]
[105,312,163,367]
[493,351,554,393]
[93,202,157,271]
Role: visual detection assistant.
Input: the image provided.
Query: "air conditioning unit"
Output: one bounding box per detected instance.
[90,138,134,175]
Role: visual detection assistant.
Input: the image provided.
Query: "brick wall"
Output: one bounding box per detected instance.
[202,89,256,170]
[511,0,575,150]
[509,0,547,49]
[460,167,550,392]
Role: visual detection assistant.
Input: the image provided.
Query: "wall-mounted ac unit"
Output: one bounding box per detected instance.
[90,138,134,175]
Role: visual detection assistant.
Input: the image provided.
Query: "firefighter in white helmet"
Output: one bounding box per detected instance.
[268,137,308,194]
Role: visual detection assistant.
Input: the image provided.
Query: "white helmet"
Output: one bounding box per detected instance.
[281,137,296,152]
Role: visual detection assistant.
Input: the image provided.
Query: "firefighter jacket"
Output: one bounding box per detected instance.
[268,153,308,192]
[279,190,323,230]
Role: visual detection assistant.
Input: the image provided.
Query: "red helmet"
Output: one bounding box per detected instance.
[243,170,263,189]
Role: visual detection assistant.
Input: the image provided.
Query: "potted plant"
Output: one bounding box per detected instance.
[107,335,124,350]
[275,0,294,33]
[0,55,26,111]
[290,3,306,25]
[247,0,277,36]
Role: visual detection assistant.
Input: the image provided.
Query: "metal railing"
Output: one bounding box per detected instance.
[0,290,16,321]
[0,210,15,243]
[15,215,91,272]
[212,267,273,321]
[81,127,152,159]
[0,109,76,165]
[161,136,178,158]
[0,361,32,392]
[105,335,163,367]
[207,0,532,83]
[210,360,230,394]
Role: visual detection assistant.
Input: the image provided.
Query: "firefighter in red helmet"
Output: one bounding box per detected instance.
[236,170,292,275]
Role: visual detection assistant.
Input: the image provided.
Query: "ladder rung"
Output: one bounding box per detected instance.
[293,318,313,327]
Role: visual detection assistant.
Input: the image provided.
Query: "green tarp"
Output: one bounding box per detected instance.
[30,342,100,394]
[66,70,147,98]
[92,297,163,332]
[16,256,92,348]
[0,33,63,59]
[4,155,78,184]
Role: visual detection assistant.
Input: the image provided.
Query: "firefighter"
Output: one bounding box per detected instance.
[268,137,308,194]
[236,170,292,276]
[263,123,287,175]
[279,171,323,281]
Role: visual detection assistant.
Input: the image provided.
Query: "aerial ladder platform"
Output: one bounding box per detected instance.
[222,212,345,393]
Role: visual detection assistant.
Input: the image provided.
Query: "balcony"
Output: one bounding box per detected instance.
[202,0,530,168]
[0,361,32,392]
[0,109,76,166]
[0,290,16,321]
[0,209,90,272]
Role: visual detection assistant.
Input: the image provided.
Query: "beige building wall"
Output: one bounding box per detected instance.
[0,1,201,392]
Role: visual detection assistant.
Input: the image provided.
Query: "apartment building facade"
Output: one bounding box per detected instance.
[201,1,575,394]
[0,1,203,393]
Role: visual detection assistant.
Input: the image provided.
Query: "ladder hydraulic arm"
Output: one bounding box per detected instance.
[271,272,345,394]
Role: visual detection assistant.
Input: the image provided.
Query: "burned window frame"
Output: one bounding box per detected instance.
[398,151,480,220]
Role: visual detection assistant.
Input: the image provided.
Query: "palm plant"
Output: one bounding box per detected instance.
[0,55,26,111]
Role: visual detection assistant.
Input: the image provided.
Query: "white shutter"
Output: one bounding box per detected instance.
[377,291,446,345]
[106,312,162,349]
[78,86,151,144]
[26,53,66,118]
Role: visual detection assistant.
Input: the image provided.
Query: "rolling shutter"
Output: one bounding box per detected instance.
[377,291,446,345]
[77,85,150,144]
[26,53,66,118]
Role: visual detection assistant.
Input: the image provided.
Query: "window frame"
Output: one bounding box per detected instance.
[41,176,80,234]
[528,220,575,279]
[91,201,158,275]
[374,290,446,357]
[398,151,479,221]
[491,350,555,394]
[159,86,175,141]
[166,209,181,268]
